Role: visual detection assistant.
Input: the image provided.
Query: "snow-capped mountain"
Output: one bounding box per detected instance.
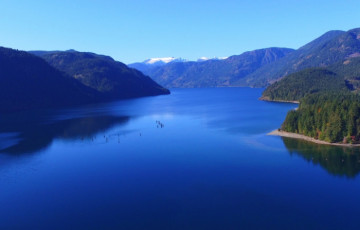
[134,56,228,66]
[197,57,228,62]
[128,57,187,73]
[128,48,295,88]
[128,56,229,74]
[143,57,187,66]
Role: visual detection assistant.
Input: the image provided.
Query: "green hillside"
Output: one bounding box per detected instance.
[330,57,360,90]
[32,50,170,99]
[264,56,360,144]
[0,47,100,112]
[262,57,360,101]
[261,68,348,101]
[281,92,360,143]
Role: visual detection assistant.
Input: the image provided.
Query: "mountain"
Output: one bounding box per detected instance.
[244,28,360,86]
[29,49,76,57]
[129,56,230,75]
[262,56,360,101]
[0,47,100,112]
[196,56,228,62]
[329,56,360,90]
[261,68,348,101]
[264,57,360,144]
[129,28,360,88]
[31,50,170,99]
[143,57,186,65]
[128,57,187,74]
[131,47,294,88]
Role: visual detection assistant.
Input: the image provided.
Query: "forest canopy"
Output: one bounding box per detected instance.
[281,92,360,143]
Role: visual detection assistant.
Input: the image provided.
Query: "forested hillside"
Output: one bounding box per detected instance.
[282,93,360,143]
[0,47,100,112]
[261,68,348,101]
[262,57,360,101]
[330,57,360,91]
[32,50,170,99]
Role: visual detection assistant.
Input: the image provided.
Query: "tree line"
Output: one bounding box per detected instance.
[282,92,360,143]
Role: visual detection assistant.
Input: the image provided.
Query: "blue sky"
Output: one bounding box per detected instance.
[1,0,359,63]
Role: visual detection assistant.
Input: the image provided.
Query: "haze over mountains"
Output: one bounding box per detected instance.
[130,27,360,88]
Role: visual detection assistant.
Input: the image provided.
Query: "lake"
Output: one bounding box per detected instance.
[0,88,359,230]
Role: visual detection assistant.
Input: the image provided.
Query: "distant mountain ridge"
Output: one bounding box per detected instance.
[129,27,360,88]
[143,57,186,65]
[242,28,360,86]
[131,56,228,66]
[130,47,294,88]
[129,57,187,74]
[197,57,228,62]
[128,56,228,74]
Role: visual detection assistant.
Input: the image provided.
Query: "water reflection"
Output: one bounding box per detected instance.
[0,115,130,154]
[282,137,360,178]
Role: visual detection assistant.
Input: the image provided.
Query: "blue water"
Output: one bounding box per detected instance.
[0,88,359,230]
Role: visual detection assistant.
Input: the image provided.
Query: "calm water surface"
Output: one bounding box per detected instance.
[0,88,359,230]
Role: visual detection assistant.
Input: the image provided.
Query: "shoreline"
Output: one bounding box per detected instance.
[259,96,299,104]
[268,129,360,147]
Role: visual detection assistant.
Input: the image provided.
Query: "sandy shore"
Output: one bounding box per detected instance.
[259,97,299,104]
[268,129,360,147]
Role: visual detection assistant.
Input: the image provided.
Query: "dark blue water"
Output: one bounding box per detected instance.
[0,88,359,230]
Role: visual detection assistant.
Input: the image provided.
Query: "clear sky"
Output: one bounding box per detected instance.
[1,0,360,63]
